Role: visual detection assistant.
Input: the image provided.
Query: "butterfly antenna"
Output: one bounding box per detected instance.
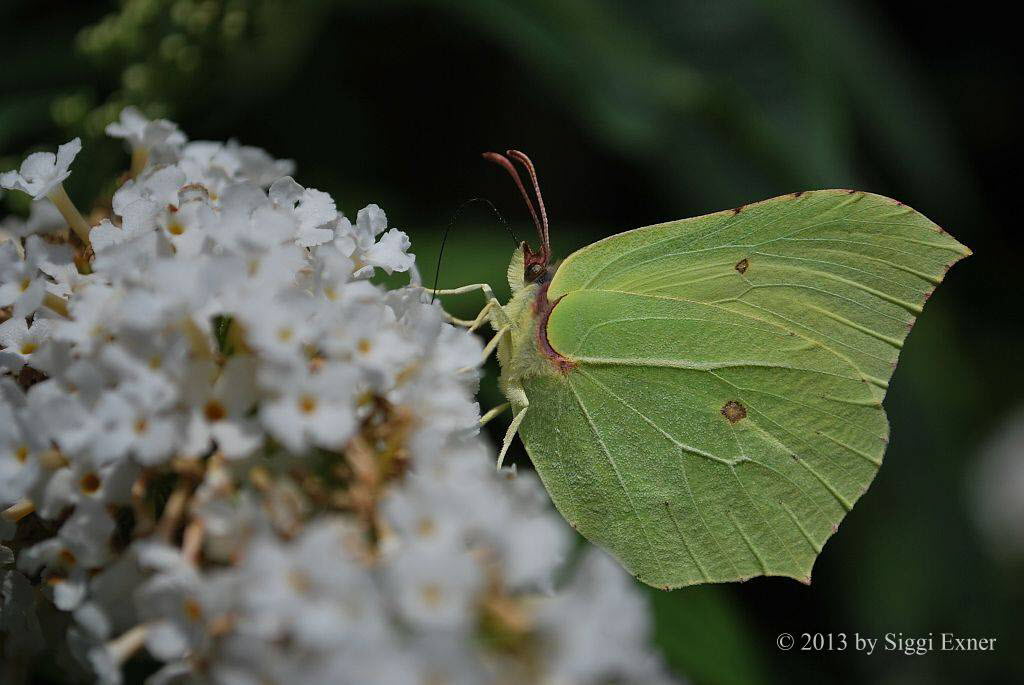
[507,150,550,262]
[430,197,517,304]
[482,151,544,251]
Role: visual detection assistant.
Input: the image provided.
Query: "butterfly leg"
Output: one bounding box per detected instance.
[457,322,510,374]
[480,324,510,361]
[495,381,529,470]
[429,283,499,298]
[427,283,509,331]
[479,402,509,427]
[444,299,496,332]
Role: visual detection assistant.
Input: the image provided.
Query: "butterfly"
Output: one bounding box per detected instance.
[432,150,970,589]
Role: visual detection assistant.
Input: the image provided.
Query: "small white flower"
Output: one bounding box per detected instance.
[50,281,123,355]
[269,176,337,247]
[113,165,186,216]
[215,190,292,251]
[58,497,119,572]
[22,379,95,466]
[320,300,417,390]
[160,196,215,257]
[39,454,137,519]
[1,137,81,200]
[27,235,77,292]
[134,543,218,661]
[357,203,388,240]
[334,204,383,258]
[0,380,48,507]
[81,550,146,640]
[237,522,387,650]
[259,361,359,453]
[380,482,466,551]
[105,106,186,153]
[385,544,483,631]
[237,296,318,362]
[537,549,673,684]
[0,316,53,372]
[0,241,47,318]
[193,490,265,564]
[17,536,92,610]
[0,200,66,239]
[338,204,413,278]
[89,389,182,467]
[498,470,572,591]
[363,228,415,275]
[309,243,354,301]
[224,139,295,187]
[184,356,263,460]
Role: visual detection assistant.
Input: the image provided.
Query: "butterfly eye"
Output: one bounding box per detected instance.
[525,263,545,281]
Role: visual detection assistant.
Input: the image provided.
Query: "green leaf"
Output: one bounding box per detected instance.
[507,190,969,587]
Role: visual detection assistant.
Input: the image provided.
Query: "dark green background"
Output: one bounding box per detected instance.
[2,1,1020,683]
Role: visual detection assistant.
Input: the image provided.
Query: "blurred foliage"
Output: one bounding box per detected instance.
[2,1,1021,683]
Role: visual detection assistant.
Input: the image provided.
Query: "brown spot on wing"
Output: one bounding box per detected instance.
[721,400,747,424]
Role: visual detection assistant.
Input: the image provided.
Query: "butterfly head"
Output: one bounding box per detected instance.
[522,243,552,284]
[483,149,551,284]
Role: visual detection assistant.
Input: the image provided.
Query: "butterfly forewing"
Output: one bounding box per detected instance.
[549,190,970,400]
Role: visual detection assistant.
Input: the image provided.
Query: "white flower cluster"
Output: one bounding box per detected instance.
[0,110,677,684]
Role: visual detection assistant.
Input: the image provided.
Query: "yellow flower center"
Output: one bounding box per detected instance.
[204,400,227,422]
[420,583,443,608]
[79,472,101,494]
[298,394,317,414]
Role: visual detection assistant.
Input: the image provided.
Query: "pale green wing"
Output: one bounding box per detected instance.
[518,190,969,587]
[549,189,970,398]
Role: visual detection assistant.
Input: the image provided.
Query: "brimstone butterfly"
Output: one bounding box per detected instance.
[432,150,970,589]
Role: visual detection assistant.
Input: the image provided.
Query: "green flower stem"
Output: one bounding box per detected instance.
[47,182,92,247]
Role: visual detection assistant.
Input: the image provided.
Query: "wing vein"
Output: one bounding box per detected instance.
[727,430,802,572]
[566,376,671,578]
[575,355,861,383]
[664,501,711,583]
[707,371,856,512]
[780,502,823,554]
[575,368,731,464]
